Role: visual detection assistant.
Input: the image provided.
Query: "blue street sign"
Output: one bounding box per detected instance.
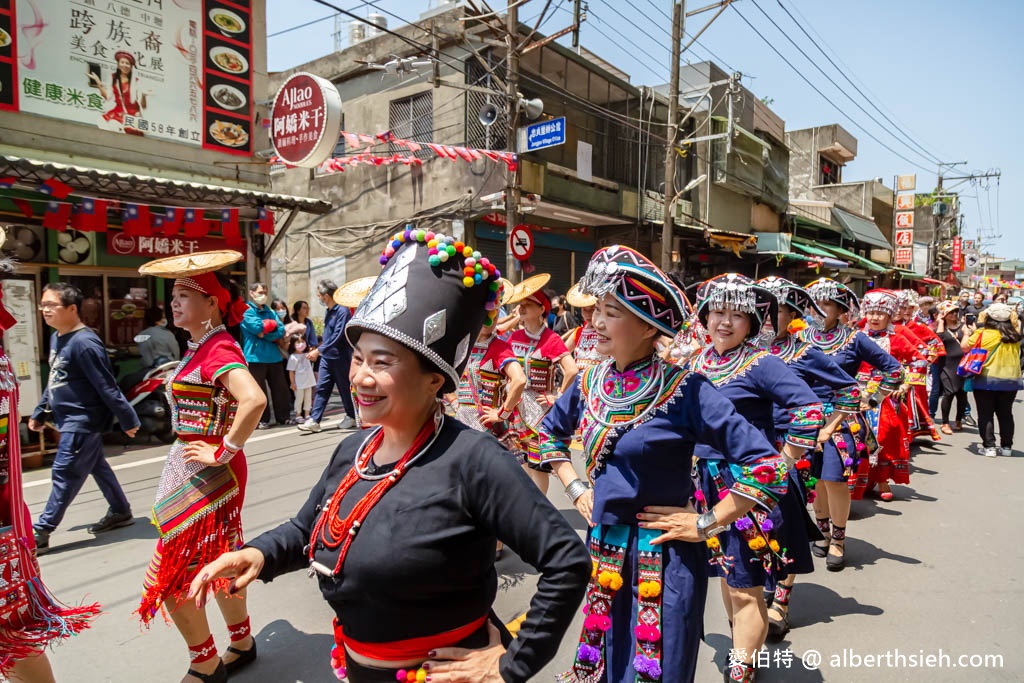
[520,117,566,152]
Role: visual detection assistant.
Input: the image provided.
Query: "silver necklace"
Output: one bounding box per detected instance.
[353,411,445,481]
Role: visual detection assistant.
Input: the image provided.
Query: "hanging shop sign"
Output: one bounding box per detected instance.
[951,236,963,272]
[897,174,916,191]
[519,117,565,153]
[894,229,914,248]
[270,72,342,168]
[894,247,913,266]
[895,211,915,228]
[1,0,255,156]
[107,231,244,259]
[895,193,915,210]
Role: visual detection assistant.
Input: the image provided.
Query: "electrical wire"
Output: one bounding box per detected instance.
[730,3,935,174]
[639,0,736,73]
[268,12,335,38]
[772,0,945,165]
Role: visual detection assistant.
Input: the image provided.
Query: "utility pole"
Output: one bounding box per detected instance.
[505,0,521,283]
[660,0,684,272]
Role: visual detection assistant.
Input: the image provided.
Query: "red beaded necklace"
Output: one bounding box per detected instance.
[308,416,439,576]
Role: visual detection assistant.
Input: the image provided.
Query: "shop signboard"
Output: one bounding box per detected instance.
[106,231,245,259]
[270,72,343,168]
[894,247,913,266]
[1,0,255,156]
[1,278,40,415]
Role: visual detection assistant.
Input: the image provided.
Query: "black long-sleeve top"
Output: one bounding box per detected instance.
[247,419,591,682]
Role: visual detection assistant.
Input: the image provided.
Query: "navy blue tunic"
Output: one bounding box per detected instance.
[540,358,784,683]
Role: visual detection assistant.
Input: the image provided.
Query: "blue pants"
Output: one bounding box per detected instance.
[35,432,131,532]
[310,354,354,423]
[928,362,942,416]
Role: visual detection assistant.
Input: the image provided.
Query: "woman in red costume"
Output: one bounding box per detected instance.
[135,252,267,683]
[90,51,148,136]
[562,282,605,372]
[894,290,944,440]
[0,260,100,683]
[852,290,921,501]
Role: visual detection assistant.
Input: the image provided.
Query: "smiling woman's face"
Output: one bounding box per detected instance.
[591,294,656,361]
[707,307,752,353]
[349,332,444,428]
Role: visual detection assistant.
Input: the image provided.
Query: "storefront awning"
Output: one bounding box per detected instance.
[0,155,332,214]
[791,240,844,261]
[831,207,891,250]
[817,243,888,273]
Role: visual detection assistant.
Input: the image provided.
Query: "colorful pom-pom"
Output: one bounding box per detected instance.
[463,276,475,287]
[706,536,721,550]
[748,536,767,551]
[769,539,781,553]
[760,518,774,532]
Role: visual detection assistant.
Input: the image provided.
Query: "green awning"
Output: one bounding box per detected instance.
[791,240,841,260]
[774,249,849,268]
[818,243,888,273]
[831,208,891,250]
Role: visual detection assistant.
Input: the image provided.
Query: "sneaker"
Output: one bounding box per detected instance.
[256,422,270,430]
[88,509,134,534]
[33,529,50,555]
[999,447,1013,457]
[297,418,321,433]
[983,447,998,458]
[337,416,357,430]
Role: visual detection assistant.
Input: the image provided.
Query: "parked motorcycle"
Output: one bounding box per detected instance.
[121,361,178,444]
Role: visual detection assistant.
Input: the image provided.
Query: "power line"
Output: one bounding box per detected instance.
[639,0,736,73]
[772,0,945,165]
[268,12,334,38]
[746,0,939,169]
[731,3,934,174]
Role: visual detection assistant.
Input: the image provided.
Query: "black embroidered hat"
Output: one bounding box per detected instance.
[757,276,824,318]
[578,245,691,336]
[345,227,502,392]
[694,273,778,335]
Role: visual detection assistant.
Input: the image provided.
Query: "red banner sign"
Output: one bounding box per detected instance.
[952,236,963,272]
[106,231,244,258]
[271,72,342,168]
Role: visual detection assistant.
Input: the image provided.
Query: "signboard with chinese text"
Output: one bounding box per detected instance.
[895,246,913,265]
[106,231,245,259]
[951,236,963,272]
[897,174,916,191]
[895,211,915,228]
[3,0,254,156]
[518,117,566,153]
[894,229,914,248]
[895,193,915,210]
[270,72,342,168]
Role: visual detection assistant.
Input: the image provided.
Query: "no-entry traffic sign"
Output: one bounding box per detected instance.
[509,224,534,261]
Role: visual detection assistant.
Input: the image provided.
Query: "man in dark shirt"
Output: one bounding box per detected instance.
[963,290,986,326]
[29,283,140,553]
[298,280,356,432]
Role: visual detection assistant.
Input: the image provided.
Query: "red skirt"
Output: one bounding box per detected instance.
[137,454,248,623]
[850,398,909,499]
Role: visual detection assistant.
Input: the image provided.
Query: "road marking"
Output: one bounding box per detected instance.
[23,419,347,488]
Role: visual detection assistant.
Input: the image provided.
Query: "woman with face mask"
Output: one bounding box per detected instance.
[687,274,824,682]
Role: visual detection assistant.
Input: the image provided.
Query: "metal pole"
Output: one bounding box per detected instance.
[660,0,684,272]
[505,0,521,283]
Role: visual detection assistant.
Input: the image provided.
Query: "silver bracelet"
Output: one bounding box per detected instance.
[564,478,590,503]
[222,436,243,453]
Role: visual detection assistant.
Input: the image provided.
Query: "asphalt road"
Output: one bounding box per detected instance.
[22,400,1024,682]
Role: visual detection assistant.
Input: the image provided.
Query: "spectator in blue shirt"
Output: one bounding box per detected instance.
[29,282,139,553]
[240,282,290,428]
[297,280,356,432]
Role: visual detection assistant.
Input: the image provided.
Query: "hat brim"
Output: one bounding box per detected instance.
[333,276,377,308]
[139,250,243,278]
[506,273,551,305]
[566,282,597,308]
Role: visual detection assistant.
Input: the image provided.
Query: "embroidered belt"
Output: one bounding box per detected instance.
[560,525,664,683]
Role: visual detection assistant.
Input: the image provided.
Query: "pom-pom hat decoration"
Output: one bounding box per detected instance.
[757,276,824,318]
[578,245,691,336]
[805,277,860,315]
[695,273,777,335]
[861,289,899,317]
[345,225,501,392]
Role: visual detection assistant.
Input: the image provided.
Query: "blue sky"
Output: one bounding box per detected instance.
[267,0,1021,258]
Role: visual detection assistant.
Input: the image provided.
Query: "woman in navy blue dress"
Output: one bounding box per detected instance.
[756,277,861,636]
[688,274,823,683]
[800,279,904,567]
[540,248,789,683]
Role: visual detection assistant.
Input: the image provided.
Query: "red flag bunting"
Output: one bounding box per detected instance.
[122,203,151,236]
[163,207,184,236]
[38,177,73,200]
[71,197,108,232]
[42,200,71,231]
[183,208,209,238]
[221,208,242,247]
[11,198,34,219]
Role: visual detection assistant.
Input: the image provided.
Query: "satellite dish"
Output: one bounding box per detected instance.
[478,103,500,127]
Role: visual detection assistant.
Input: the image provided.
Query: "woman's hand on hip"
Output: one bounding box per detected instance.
[182,441,220,467]
[187,547,265,608]
[636,504,699,544]
[422,622,505,682]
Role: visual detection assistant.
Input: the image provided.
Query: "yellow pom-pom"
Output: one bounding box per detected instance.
[591,561,598,578]
[609,573,624,591]
[706,537,721,550]
[748,536,767,551]
[463,246,474,258]
[597,571,612,588]
[769,539,781,553]
[639,580,662,598]
[850,423,861,434]
[416,670,427,682]
[427,239,438,248]
[463,276,475,287]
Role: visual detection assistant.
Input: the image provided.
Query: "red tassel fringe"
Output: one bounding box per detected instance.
[0,578,101,676]
[136,498,243,624]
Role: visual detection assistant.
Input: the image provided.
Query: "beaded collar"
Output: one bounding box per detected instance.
[186,325,227,351]
[766,334,811,364]
[689,343,767,387]
[801,324,856,356]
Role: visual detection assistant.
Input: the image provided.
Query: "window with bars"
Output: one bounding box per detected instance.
[465,54,507,151]
[819,155,841,185]
[389,91,434,159]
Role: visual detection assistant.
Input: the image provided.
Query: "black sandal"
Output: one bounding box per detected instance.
[186,661,227,683]
[826,525,846,571]
[223,641,258,675]
[811,517,830,558]
[766,583,792,639]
